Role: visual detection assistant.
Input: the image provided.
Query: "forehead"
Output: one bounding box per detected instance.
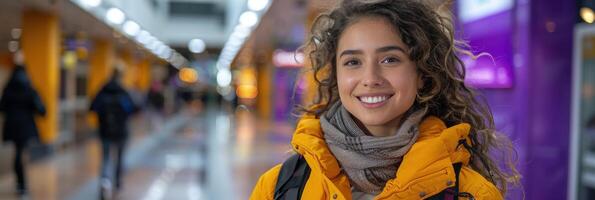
[337,16,407,51]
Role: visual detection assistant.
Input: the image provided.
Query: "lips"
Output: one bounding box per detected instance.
[356,94,394,105]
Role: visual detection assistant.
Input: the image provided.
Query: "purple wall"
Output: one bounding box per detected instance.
[521,0,575,199]
[457,0,576,199]
[462,10,515,88]
[273,68,302,122]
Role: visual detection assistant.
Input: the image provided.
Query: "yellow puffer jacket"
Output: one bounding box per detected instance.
[250,114,503,200]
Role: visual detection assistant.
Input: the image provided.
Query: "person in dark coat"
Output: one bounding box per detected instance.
[0,55,46,196]
[90,69,137,198]
[146,81,165,112]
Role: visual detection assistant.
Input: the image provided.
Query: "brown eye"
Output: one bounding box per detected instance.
[381,57,400,64]
[344,59,360,66]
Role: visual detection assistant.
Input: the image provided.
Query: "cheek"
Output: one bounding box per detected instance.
[337,71,357,97]
[390,75,419,99]
[395,78,417,92]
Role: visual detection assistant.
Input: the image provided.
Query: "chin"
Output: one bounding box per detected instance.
[354,114,392,127]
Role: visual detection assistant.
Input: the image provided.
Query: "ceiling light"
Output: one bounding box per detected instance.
[144,36,157,49]
[123,20,140,36]
[179,68,199,84]
[11,28,21,39]
[106,7,125,24]
[159,47,173,59]
[8,41,19,52]
[247,0,269,12]
[149,40,162,53]
[217,69,232,87]
[136,30,150,44]
[239,11,258,27]
[581,7,594,23]
[188,39,206,54]
[81,0,101,7]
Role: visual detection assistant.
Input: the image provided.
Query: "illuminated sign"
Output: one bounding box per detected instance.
[461,54,513,88]
[458,0,514,22]
[273,50,304,68]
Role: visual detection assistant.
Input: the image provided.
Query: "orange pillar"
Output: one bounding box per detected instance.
[256,50,273,119]
[136,58,151,92]
[21,10,61,144]
[121,50,137,89]
[88,39,115,98]
[0,53,13,70]
[301,7,321,107]
[87,39,115,127]
[0,53,13,92]
[301,70,317,106]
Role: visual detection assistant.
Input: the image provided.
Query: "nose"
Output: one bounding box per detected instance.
[362,65,385,88]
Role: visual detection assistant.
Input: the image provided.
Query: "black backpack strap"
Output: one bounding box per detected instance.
[273,154,311,200]
[426,162,464,200]
[452,162,463,198]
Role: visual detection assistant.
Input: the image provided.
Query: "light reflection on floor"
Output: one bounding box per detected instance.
[0,108,294,200]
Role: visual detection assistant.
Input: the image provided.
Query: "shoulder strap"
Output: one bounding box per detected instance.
[452,162,463,198]
[426,162,463,200]
[273,154,311,200]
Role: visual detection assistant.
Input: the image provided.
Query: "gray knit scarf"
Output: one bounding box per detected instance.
[320,102,426,194]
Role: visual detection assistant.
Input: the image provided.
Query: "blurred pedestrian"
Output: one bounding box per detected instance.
[0,50,46,197]
[588,114,595,129]
[90,66,138,199]
[147,81,165,113]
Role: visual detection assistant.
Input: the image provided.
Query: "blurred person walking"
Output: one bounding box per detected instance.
[147,81,165,113]
[90,66,138,199]
[0,50,46,197]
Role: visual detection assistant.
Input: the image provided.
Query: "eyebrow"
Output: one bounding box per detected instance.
[376,45,406,53]
[339,45,406,58]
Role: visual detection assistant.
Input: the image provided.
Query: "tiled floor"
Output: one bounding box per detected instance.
[0,107,294,200]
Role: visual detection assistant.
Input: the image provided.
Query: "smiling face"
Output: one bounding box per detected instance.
[336,16,422,137]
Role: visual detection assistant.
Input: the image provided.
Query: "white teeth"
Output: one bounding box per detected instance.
[360,96,388,104]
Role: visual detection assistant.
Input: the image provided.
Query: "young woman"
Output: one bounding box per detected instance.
[250,0,520,199]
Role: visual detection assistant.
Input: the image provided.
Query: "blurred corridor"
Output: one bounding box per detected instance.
[0,106,295,200]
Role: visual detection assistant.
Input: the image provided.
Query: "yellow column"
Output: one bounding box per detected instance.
[257,50,273,119]
[88,40,114,99]
[0,53,13,92]
[136,58,151,92]
[0,53,13,70]
[87,39,115,127]
[301,70,317,106]
[21,10,61,144]
[301,7,321,107]
[121,50,137,89]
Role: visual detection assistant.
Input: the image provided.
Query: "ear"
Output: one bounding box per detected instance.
[417,73,424,90]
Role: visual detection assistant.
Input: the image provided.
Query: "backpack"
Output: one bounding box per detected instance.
[274,154,310,200]
[273,154,471,200]
[100,94,128,139]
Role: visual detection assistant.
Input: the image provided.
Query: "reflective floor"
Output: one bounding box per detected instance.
[0,106,295,200]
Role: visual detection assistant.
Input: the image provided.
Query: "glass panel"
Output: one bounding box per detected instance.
[578,30,595,200]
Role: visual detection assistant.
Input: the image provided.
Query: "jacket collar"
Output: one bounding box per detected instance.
[290,114,471,181]
[291,114,343,179]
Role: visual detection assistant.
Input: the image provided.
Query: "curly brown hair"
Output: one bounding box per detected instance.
[298,0,521,195]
